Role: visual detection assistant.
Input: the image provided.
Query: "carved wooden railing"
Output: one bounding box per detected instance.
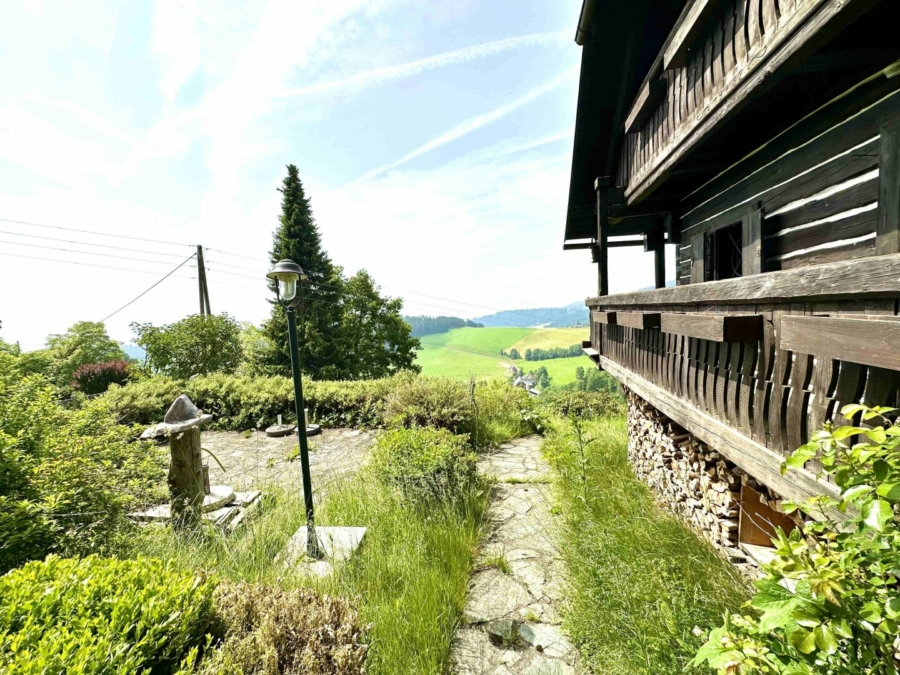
[619,0,856,203]
[586,254,900,504]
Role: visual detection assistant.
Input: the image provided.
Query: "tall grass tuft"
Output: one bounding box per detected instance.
[545,416,749,675]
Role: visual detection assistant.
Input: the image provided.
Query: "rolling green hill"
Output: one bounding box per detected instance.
[415,327,593,386]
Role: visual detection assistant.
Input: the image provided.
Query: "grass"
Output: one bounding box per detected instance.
[544,415,749,675]
[419,327,532,353]
[480,549,511,575]
[510,327,588,352]
[416,327,594,385]
[127,471,491,675]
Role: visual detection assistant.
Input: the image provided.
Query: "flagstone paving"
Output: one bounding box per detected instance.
[202,428,376,492]
[452,436,577,675]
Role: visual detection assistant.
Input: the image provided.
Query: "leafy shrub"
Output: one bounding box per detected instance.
[72,359,130,394]
[133,313,243,379]
[0,556,215,674]
[538,389,625,420]
[693,404,900,674]
[195,581,367,674]
[369,427,477,501]
[0,375,166,572]
[383,375,474,435]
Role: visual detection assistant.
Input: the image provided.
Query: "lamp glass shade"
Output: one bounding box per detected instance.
[280,278,297,302]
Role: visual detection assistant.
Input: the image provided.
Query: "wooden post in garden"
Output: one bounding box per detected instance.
[164,395,211,528]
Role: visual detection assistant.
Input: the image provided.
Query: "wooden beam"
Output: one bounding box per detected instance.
[617,312,661,329]
[597,180,610,297]
[625,79,667,133]
[608,202,670,221]
[599,356,841,511]
[780,316,900,371]
[563,242,594,250]
[586,252,900,306]
[660,313,763,342]
[663,0,720,70]
[742,209,763,276]
[592,310,617,325]
[877,123,900,255]
[609,239,645,248]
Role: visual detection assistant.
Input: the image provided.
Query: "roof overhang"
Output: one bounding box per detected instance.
[564,0,687,244]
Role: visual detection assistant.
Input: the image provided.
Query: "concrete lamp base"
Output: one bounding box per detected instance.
[283,526,367,577]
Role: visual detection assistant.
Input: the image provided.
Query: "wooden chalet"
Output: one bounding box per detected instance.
[567,0,900,553]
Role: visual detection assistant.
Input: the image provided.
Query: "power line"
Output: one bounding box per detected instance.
[0,229,188,258]
[99,255,197,322]
[0,239,189,266]
[205,247,267,263]
[0,217,195,248]
[0,250,196,277]
[203,258,268,274]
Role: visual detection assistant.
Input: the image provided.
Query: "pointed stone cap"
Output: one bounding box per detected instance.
[163,394,212,434]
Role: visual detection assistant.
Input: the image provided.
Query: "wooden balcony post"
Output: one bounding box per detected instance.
[877,123,900,255]
[596,177,611,296]
[644,225,666,289]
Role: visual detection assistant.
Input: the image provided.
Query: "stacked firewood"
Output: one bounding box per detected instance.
[625,392,742,551]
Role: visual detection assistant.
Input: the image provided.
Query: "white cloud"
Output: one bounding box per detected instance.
[281,30,568,100]
[345,66,579,186]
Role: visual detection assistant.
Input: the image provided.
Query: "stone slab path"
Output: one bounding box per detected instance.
[451,436,577,675]
[203,428,376,492]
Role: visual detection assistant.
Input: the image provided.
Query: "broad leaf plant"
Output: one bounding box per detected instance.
[693,404,900,674]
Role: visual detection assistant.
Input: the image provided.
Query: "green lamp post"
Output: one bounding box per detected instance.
[267,259,319,558]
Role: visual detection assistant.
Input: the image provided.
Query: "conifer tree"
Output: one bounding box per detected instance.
[264,165,344,378]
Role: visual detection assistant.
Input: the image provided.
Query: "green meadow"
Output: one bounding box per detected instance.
[415,327,593,385]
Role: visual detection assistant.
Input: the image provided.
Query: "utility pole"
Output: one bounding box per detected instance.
[196,245,211,315]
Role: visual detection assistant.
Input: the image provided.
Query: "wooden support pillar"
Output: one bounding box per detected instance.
[595,177,610,297]
[643,225,666,289]
[877,124,900,255]
[664,212,681,245]
[742,208,763,275]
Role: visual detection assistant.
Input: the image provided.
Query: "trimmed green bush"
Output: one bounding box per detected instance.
[369,427,477,501]
[0,556,215,674]
[383,375,474,435]
[102,374,399,430]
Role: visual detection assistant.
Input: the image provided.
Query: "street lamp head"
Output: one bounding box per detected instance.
[267,259,307,303]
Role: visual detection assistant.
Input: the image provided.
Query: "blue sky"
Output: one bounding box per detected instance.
[0,0,665,348]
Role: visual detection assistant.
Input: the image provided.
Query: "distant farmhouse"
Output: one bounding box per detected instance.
[566,0,900,558]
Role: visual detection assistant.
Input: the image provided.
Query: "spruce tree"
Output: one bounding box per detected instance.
[264,165,344,378]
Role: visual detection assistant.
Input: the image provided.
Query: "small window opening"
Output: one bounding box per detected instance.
[706,222,742,281]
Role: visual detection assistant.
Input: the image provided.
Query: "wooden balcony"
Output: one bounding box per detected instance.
[619,0,870,203]
[586,254,900,506]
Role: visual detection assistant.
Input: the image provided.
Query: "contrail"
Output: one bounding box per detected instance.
[343,66,579,186]
[282,30,568,99]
